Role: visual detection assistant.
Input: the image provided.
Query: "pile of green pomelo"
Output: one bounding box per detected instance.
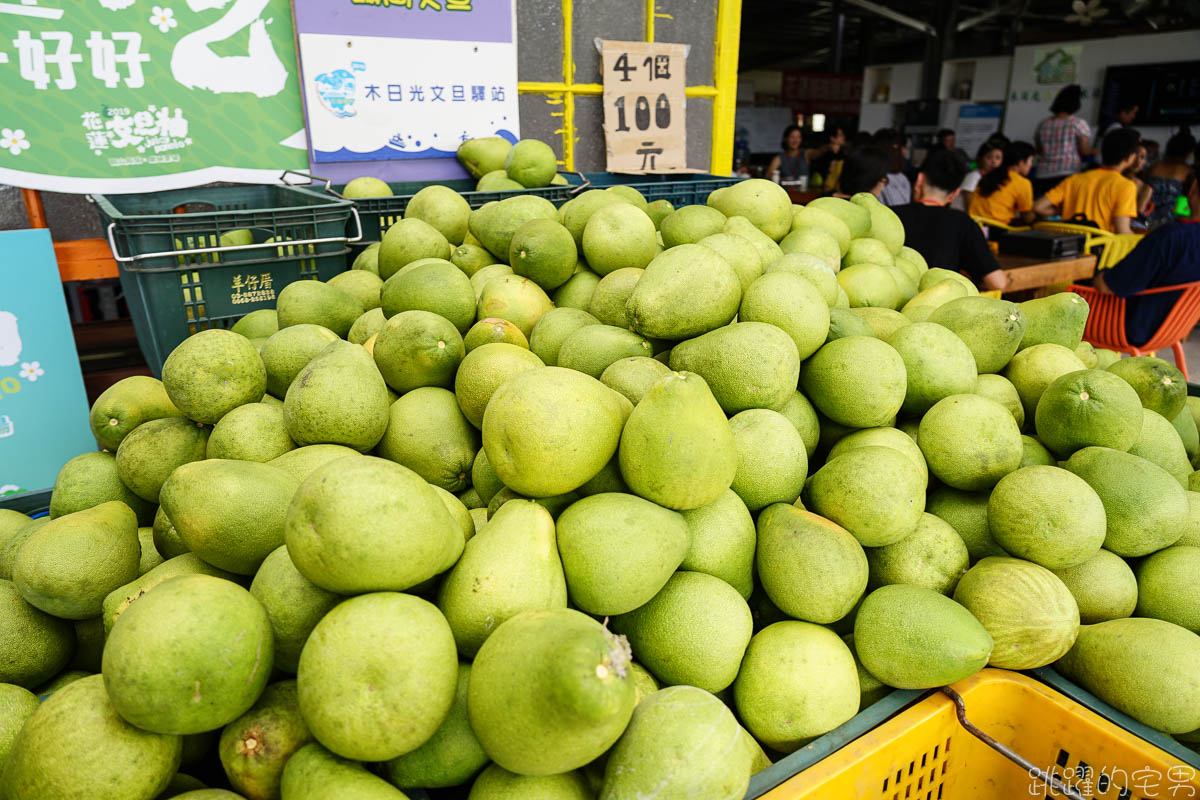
[4,133,1200,800]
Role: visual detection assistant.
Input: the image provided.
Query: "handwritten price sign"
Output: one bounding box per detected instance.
[601,40,686,173]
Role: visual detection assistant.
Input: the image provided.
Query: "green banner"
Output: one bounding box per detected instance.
[0,0,307,193]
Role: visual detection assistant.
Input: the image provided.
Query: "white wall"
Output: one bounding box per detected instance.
[1001,31,1200,149]
[859,62,922,134]
[734,107,796,153]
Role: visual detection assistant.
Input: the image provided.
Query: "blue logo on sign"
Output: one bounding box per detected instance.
[315,69,357,118]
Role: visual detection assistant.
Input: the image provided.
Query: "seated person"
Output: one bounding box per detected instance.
[830,145,890,199]
[969,141,1037,226]
[893,150,1009,292]
[1033,128,1141,234]
[1094,164,1200,347]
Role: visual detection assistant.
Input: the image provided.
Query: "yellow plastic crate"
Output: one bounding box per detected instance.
[761,670,1200,800]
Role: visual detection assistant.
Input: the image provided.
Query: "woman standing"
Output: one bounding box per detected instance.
[767,125,809,183]
[1144,128,1196,229]
[969,141,1037,226]
[1033,84,1095,196]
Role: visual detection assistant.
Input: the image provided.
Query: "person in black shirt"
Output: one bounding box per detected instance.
[831,145,890,198]
[892,150,1010,292]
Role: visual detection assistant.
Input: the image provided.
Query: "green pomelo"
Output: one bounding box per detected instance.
[284,341,391,452]
[477,275,555,339]
[297,592,457,761]
[1107,355,1187,420]
[102,575,272,735]
[380,260,475,334]
[1051,549,1138,624]
[828,426,928,483]
[725,216,785,268]
[468,608,636,776]
[385,663,489,790]
[1003,343,1088,424]
[279,741,408,799]
[505,139,557,188]
[463,317,528,352]
[49,450,153,524]
[162,329,267,423]
[708,178,793,241]
[343,176,394,197]
[790,204,852,254]
[470,765,593,799]
[268,444,362,484]
[733,622,859,753]
[697,232,765,291]
[778,390,821,458]
[901,280,968,322]
[483,367,627,497]
[1128,407,1192,487]
[1135,545,1200,632]
[600,686,751,799]
[767,252,839,305]
[529,308,599,366]
[800,336,907,428]
[437,500,567,657]
[458,136,511,179]
[739,271,829,360]
[249,546,339,673]
[378,218,451,280]
[887,322,978,416]
[0,579,74,689]
[1018,292,1089,351]
[953,556,1079,669]
[824,307,874,341]
[377,387,479,492]
[627,244,742,340]
[660,205,728,248]
[852,307,911,340]
[259,324,340,399]
[728,409,808,511]
[919,395,1022,491]
[286,456,462,593]
[612,571,753,693]
[836,264,900,309]
[618,372,737,511]
[0,675,180,800]
[218,681,313,800]
[509,218,578,291]
[679,489,756,599]
[928,296,1025,374]
[1056,618,1200,734]
[587,267,643,329]
[553,269,602,310]
[102,553,234,634]
[854,584,993,689]
[808,196,870,238]
[1035,369,1144,457]
[14,502,139,620]
[327,270,383,312]
[88,375,182,452]
[231,308,279,339]
[974,373,1025,428]
[559,190,628,248]
[756,504,867,623]
[454,342,545,430]
[557,325,653,378]
[805,446,925,547]
[114,416,209,503]
[866,513,969,595]
[600,356,672,405]
[451,242,498,276]
[406,184,471,245]
[987,465,1106,569]
[1064,446,1188,557]
[582,203,658,275]
[275,280,365,339]
[853,194,905,254]
[669,322,800,414]
[206,402,296,463]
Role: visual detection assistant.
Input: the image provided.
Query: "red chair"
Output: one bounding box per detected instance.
[1069,282,1200,379]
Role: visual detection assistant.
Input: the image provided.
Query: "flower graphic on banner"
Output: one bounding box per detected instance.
[19,362,44,382]
[97,0,138,9]
[150,7,179,34]
[0,129,30,157]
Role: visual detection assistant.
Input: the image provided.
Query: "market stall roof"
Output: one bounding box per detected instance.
[740,0,1200,72]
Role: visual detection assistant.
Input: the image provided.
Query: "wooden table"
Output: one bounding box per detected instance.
[995,252,1097,293]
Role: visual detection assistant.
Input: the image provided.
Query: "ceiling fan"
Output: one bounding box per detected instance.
[1065,0,1111,24]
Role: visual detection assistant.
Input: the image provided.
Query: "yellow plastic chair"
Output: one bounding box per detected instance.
[1097,233,1144,269]
[971,216,1031,233]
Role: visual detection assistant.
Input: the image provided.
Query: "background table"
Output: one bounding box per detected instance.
[996,252,1097,293]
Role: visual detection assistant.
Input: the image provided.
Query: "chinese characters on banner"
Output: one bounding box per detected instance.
[780,72,863,116]
[291,0,519,164]
[0,0,307,193]
[601,40,687,173]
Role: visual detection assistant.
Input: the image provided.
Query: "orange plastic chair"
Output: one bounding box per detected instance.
[1069,281,1200,379]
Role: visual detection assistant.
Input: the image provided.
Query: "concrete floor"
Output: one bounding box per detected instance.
[1144,330,1200,381]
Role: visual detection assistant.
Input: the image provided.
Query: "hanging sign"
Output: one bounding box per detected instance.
[0,229,94,497]
[601,40,687,173]
[0,0,308,193]
[291,0,519,164]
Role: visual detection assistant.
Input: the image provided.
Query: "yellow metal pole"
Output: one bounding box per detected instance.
[711,0,742,175]
[646,0,656,41]
[560,0,576,170]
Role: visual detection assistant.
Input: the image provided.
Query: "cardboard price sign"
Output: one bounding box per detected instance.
[601,41,687,173]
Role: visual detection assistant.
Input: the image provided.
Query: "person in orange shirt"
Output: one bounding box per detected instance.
[969,141,1036,226]
[1033,128,1141,233]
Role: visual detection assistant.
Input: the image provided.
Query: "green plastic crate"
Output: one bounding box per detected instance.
[296,172,743,244]
[0,489,51,517]
[93,185,359,375]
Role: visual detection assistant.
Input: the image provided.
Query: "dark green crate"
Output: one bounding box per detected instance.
[93,186,358,376]
[304,172,744,244]
[0,489,52,517]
